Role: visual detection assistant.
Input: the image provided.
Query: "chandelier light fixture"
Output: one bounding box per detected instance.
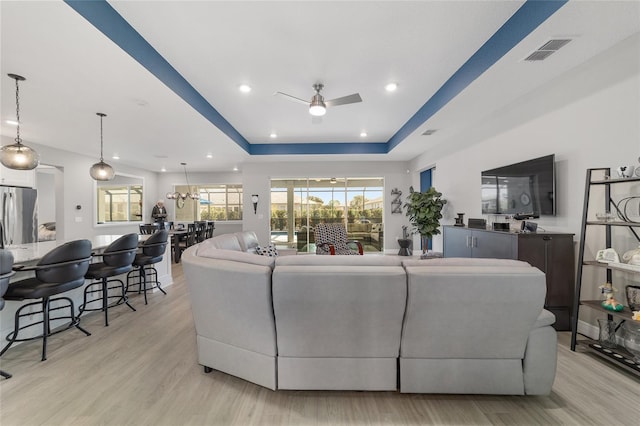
[0,74,39,170]
[166,162,200,201]
[89,113,115,181]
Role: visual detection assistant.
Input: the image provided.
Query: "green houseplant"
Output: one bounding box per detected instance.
[404,186,447,255]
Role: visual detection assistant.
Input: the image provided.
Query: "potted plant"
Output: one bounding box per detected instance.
[404,186,447,257]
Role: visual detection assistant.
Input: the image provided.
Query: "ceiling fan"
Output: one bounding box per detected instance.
[275,83,362,117]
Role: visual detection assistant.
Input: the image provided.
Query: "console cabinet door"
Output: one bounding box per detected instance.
[517,234,574,330]
[471,230,517,259]
[443,226,472,257]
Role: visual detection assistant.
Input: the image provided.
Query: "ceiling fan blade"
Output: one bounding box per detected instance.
[325,93,362,107]
[274,91,310,105]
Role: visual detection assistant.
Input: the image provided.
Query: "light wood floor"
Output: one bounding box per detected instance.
[1,263,639,426]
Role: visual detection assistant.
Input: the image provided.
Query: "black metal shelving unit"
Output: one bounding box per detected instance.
[570,168,640,376]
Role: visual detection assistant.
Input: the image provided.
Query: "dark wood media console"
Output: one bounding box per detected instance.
[443,226,575,331]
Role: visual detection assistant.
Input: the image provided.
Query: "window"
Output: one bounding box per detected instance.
[173,184,243,222]
[96,174,143,223]
[270,178,384,253]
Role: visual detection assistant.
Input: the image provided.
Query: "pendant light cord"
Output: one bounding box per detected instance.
[100,114,104,161]
[14,77,21,144]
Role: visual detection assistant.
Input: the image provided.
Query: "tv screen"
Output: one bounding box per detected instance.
[481,154,555,216]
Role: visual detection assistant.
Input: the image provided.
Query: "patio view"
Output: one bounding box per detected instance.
[270,178,384,253]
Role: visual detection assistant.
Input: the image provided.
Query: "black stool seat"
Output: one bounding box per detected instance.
[1,239,92,362]
[79,233,138,327]
[4,275,86,300]
[126,230,168,305]
[86,264,132,279]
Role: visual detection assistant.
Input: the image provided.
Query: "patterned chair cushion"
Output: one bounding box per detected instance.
[314,223,360,255]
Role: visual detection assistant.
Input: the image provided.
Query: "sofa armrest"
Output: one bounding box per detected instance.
[523,309,557,395]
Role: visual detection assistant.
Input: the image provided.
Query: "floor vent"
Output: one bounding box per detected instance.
[525,39,571,61]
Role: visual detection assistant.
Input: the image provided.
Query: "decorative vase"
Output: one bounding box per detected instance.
[623,321,640,362]
[597,319,618,348]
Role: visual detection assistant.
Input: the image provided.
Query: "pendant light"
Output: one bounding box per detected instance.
[89,112,115,181]
[0,74,39,170]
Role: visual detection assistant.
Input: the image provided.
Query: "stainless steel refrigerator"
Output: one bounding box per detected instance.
[0,186,38,247]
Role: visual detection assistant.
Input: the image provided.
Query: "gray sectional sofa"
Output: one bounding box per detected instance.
[182,232,557,395]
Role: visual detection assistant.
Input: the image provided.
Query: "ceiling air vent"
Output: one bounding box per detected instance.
[524,38,571,61]
[422,129,437,136]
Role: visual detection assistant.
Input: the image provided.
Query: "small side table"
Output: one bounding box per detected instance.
[397,239,412,256]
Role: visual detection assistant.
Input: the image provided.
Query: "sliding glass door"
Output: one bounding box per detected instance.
[270,177,384,253]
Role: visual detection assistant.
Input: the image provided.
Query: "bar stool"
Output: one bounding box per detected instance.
[0,249,15,379]
[126,230,169,305]
[79,233,139,326]
[0,240,92,361]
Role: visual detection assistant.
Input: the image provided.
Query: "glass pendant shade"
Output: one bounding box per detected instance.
[2,73,39,170]
[90,112,115,181]
[89,160,115,181]
[0,142,39,170]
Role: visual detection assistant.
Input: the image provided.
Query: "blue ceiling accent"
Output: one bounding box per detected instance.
[65,0,566,157]
[387,0,568,152]
[250,142,388,156]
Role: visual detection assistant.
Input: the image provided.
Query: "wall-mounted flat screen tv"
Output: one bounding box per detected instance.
[481,154,555,216]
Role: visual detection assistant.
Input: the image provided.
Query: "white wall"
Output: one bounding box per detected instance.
[411,32,640,251]
[410,33,640,336]
[0,136,159,241]
[242,160,412,250]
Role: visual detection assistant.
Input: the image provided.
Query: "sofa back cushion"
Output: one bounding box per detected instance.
[401,265,546,360]
[200,233,243,251]
[273,264,407,358]
[235,231,260,253]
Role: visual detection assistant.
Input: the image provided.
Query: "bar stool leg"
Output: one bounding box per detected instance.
[42,297,50,361]
[102,278,109,326]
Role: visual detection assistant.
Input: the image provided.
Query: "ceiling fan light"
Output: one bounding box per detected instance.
[309,98,326,116]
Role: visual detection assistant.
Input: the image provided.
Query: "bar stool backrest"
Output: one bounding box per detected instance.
[36,239,92,284]
[103,233,139,267]
[142,230,169,258]
[0,250,15,311]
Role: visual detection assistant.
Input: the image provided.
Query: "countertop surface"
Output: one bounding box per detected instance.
[3,234,149,264]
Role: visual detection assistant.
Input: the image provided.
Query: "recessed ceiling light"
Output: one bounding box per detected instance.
[160,167,166,172]
[233,166,239,172]
[270,133,277,139]
[112,154,120,160]
[238,84,251,93]
[360,132,368,138]
[5,120,18,126]
[385,82,398,92]
[206,153,213,159]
